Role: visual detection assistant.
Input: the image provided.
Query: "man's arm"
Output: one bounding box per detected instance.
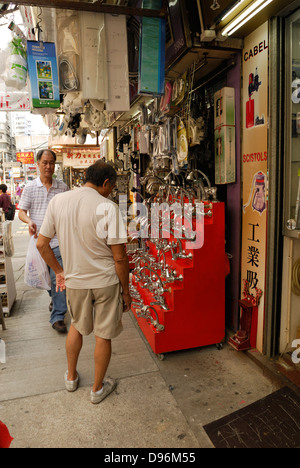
[110,244,132,312]
[18,185,38,237]
[19,209,37,238]
[37,234,65,292]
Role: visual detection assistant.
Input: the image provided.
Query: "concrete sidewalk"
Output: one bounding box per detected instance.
[0,218,289,448]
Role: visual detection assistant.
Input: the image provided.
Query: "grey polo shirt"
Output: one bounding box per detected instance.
[19,176,68,249]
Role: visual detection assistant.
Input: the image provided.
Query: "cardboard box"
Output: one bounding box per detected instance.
[215,125,236,185]
[214,87,235,128]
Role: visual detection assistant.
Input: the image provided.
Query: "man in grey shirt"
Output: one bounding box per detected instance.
[19,149,69,333]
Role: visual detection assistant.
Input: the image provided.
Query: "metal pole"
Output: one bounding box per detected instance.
[3,153,6,184]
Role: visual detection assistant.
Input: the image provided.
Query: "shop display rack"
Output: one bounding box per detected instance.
[130,201,226,359]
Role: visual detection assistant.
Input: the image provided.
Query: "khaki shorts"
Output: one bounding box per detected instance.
[66,283,123,339]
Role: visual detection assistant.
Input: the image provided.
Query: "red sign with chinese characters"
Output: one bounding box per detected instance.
[63,150,101,167]
[16,151,35,164]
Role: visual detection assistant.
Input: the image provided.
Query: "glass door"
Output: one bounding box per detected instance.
[285,9,300,236]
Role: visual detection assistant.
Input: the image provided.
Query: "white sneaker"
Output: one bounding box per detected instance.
[90,378,117,405]
[64,371,79,392]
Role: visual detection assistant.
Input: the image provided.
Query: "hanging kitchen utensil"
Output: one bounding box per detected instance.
[169,117,179,175]
[160,81,173,113]
[177,120,188,167]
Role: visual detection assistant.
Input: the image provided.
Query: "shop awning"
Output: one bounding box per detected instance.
[1,0,167,18]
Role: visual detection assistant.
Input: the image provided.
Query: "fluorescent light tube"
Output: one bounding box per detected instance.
[227,0,273,35]
[222,0,272,36]
[221,0,247,22]
[222,0,266,35]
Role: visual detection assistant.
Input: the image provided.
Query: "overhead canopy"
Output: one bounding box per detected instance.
[0,0,298,116]
[1,0,299,37]
[0,0,167,18]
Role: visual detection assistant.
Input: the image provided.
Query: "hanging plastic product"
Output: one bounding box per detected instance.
[80,12,108,101]
[106,14,130,112]
[19,6,36,40]
[0,43,29,109]
[8,21,26,43]
[27,41,60,114]
[4,37,27,90]
[56,10,81,93]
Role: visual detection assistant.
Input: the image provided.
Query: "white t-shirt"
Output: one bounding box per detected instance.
[40,187,128,289]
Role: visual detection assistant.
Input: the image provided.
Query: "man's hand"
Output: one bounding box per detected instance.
[122,291,132,313]
[18,210,37,238]
[28,220,37,238]
[56,271,66,292]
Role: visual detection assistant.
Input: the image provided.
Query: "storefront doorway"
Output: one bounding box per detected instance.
[279,9,300,359]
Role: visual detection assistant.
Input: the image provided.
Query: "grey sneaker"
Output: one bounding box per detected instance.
[90,378,117,405]
[64,371,79,392]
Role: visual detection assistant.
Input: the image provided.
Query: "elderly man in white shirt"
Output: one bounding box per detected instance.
[19,149,69,333]
[37,161,131,404]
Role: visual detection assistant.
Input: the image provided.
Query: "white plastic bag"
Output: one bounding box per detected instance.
[24,237,51,290]
[4,37,27,90]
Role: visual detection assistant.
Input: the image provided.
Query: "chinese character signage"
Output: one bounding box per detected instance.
[16,151,35,164]
[63,150,102,168]
[0,91,30,111]
[241,23,269,352]
[27,41,60,110]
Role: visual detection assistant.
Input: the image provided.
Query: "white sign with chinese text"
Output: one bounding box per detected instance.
[63,150,102,168]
